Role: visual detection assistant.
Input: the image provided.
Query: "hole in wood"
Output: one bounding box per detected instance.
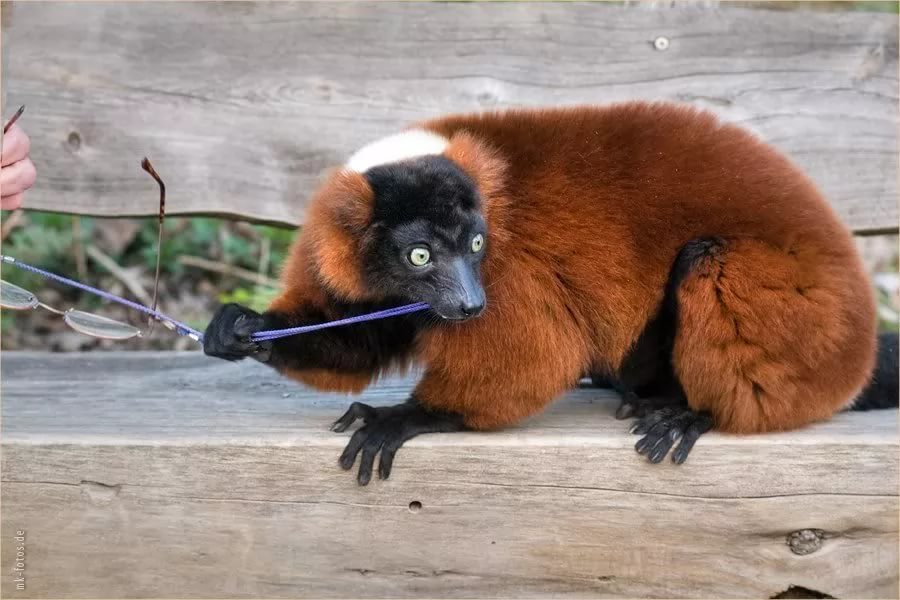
[771,585,835,599]
[408,500,422,512]
[67,131,82,150]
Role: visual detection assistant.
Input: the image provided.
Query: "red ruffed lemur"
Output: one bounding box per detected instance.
[205,102,897,485]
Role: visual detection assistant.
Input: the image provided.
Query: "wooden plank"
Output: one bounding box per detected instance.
[1,351,897,598]
[1,3,896,233]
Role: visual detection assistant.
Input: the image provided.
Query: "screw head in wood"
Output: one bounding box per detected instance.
[653,36,670,51]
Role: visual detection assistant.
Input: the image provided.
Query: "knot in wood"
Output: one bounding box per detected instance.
[786,529,825,555]
[67,131,82,151]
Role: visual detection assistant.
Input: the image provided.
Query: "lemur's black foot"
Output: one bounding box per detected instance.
[331,399,464,485]
[631,406,713,464]
[615,391,682,420]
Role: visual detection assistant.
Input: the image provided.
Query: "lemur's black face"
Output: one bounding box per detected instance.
[362,156,487,321]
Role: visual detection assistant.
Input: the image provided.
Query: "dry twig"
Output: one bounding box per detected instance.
[179,255,279,289]
[85,244,154,306]
[72,216,88,280]
[1,208,26,242]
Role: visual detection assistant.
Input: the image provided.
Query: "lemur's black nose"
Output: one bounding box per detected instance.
[460,300,485,317]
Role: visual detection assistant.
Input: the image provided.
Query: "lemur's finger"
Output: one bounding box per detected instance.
[647,434,677,464]
[672,415,713,465]
[378,438,404,480]
[338,426,368,470]
[330,402,376,432]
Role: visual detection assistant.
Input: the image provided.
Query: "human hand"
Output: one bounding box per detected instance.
[1,117,36,210]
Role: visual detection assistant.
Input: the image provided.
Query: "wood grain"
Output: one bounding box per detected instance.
[1,351,897,598]
[2,3,897,233]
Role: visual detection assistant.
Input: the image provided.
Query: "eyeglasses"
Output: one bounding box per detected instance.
[0,105,184,341]
[1,253,205,341]
[1,279,144,339]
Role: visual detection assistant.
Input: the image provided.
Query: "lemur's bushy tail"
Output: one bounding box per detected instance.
[850,332,898,411]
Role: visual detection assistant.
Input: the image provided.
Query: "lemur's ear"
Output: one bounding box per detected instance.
[322,170,374,233]
[443,131,511,241]
[304,170,376,302]
[443,131,507,200]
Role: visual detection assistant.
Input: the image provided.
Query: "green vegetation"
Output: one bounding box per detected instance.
[1,211,295,348]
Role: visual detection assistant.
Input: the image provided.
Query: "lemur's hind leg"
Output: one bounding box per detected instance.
[670,234,875,445]
[331,399,464,485]
[587,314,680,420]
[610,240,696,423]
[625,239,726,463]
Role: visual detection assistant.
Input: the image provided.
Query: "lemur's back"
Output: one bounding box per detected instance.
[423,102,872,373]
[425,102,853,258]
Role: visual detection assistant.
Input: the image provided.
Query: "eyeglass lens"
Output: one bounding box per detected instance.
[0,280,39,310]
[64,310,142,340]
[1,279,141,340]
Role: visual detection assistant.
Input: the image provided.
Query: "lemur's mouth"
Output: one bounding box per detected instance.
[434,305,485,322]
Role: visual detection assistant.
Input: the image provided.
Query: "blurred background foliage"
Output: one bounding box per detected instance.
[1,212,292,350]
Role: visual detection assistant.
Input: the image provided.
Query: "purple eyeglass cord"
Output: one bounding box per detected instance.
[1,255,430,344]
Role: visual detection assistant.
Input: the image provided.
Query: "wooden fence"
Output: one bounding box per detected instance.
[2,2,897,233]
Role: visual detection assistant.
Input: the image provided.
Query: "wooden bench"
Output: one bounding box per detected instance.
[2,3,897,598]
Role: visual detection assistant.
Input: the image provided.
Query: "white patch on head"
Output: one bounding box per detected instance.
[345,129,449,173]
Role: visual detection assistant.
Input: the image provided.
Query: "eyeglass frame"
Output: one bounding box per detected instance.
[1,278,147,340]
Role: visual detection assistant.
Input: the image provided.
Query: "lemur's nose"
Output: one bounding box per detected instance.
[460,300,485,317]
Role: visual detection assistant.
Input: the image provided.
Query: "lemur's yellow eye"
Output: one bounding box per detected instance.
[408,247,431,267]
[471,234,484,253]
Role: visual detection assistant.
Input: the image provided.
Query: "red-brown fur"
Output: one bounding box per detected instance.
[270,102,877,434]
[269,172,386,392]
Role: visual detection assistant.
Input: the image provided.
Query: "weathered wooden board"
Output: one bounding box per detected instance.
[1,2,897,233]
[1,351,897,598]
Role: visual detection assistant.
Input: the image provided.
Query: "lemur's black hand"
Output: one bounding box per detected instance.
[203,303,272,362]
